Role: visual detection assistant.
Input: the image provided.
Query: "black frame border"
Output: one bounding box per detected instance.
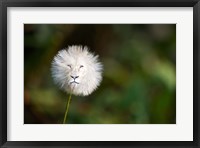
[0,0,199,147]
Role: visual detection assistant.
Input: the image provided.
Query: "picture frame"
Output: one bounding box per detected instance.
[0,0,199,147]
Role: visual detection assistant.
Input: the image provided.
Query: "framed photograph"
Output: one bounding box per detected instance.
[1,0,199,147]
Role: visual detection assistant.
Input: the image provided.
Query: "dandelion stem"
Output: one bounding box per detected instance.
[63,93,72,124]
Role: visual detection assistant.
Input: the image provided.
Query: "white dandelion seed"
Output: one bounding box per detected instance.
[51,45,103,96]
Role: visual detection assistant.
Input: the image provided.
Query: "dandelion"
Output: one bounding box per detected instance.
[51,45,103,123]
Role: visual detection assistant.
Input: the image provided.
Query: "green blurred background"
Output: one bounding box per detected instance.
[24,24,176,124]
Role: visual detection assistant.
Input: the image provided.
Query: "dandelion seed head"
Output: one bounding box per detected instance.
[51,45,103,96]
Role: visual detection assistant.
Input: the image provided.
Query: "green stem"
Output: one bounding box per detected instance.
[63,93,72,124]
